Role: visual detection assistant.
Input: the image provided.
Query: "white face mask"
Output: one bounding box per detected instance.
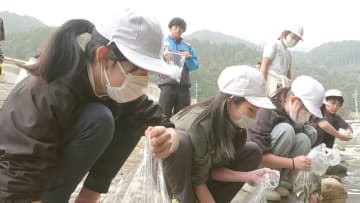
[284,35,298,48]
[233,115,256,128]
[296,109,312,123]
[101,63,148,103]
[288,101,311,124]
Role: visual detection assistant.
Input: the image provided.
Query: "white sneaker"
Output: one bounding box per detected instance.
[276,186,290,197]
[265,190,281,201]
[241,183,254,192]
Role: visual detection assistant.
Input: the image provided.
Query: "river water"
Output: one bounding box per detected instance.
[338,121,360,203]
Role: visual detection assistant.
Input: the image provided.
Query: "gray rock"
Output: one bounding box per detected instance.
[326,161,348,175]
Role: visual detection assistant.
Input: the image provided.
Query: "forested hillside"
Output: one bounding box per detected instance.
[1,11,359,118]
[1,11,55,59]
[309,41,360,68]
[1,11,46,33]
[186,34,360,118]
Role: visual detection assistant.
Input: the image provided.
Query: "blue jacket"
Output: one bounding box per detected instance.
[158,35,199,87]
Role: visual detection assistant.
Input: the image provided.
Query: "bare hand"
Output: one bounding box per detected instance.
[309,193,320,203]
[246,168,274,185]
[145,126,179,159]
[182,51,190,59]
[163,50,171,61]
[293,156,311,170]
[338,128,353,141]
[339,134,352,141]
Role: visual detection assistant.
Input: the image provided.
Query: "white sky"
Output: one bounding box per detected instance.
[2,0,360,50]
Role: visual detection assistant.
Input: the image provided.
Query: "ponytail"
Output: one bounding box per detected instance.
[271,87,293,105]
[38,19,94,82]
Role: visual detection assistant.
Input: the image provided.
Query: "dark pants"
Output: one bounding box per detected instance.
[164,136,261,203]
[159,85,190,117]
[41,103,143,202]
[163,131,195,203]
[207,142,262,203]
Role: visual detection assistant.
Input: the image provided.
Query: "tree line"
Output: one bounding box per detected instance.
[1,11,360,118]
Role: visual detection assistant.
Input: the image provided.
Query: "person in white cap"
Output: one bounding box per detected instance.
[170,65,276,203]
[247,75,324,202]
[0,9,183,203]
[308,89,352,148]
[260,26,304,96]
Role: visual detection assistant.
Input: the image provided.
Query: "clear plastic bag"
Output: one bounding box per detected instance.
[307,144,329,176]
[102,136,170,203]
[244,170,280,203]
[164,50,185,82]
[293,144,334,202]
[325,147,341,166]
[338,128,353,138]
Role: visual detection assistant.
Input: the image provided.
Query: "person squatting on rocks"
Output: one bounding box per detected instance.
[0,9,186,203]
[308,89,353,148]
[247,75,325,202]
[170,66,276,203]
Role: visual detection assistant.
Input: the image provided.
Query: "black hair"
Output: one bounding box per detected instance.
[176,92,246,160]
[325,96,344,106]
[271,87,294,105]
[28,19,127,84]
[37,19,94,82]
[278,30,291,40]
[87,29,127,63]
[168,17,187,31]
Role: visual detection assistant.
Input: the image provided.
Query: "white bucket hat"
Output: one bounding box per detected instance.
[291,75,324,118]
[218,65,275,109]
[95,9,179,77]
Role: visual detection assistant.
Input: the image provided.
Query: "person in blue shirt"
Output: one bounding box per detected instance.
[158,17,199,117]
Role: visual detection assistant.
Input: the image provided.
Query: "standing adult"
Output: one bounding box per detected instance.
[158,17,199,117]
[0,17,5,75]
[260,27,303,96]
[0,9,182,203]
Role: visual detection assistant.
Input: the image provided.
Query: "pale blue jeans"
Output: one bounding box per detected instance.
[271,122,314,187]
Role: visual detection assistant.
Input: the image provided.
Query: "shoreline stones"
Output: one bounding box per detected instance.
[321,177,347,201]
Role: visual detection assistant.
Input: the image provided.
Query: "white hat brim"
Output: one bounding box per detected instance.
[303,100,323,118]
[116,42,178,76]
[294,34,303,41]
[245,96,275,109]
